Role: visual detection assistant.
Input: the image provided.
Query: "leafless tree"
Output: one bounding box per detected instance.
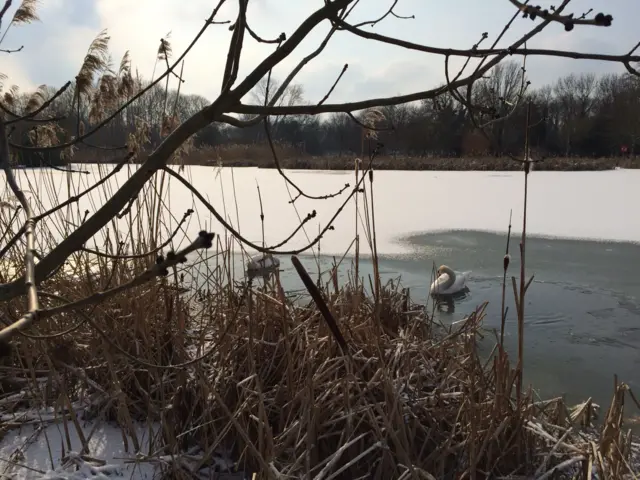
[554,73,598,154]
[0,0,639,343]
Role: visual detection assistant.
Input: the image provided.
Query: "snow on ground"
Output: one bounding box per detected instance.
[0,416,158,479]
[0,407,240,479]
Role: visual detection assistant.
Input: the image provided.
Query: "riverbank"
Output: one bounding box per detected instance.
[195,148,638,171]
[257,155,638,171]
[72,143,639,171]
[185,145,639,171]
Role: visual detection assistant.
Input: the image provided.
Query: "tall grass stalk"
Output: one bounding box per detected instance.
[0,158,636,478]
[515,101,533,404]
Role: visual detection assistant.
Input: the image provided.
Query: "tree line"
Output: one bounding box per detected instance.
[5,60,639,166]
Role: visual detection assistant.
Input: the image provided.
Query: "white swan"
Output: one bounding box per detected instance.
[246,253,280,279]
[429,264,468,296]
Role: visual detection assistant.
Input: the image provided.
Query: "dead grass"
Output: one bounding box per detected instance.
[66,143,640,171]
[204,148,637,171]
[137,146,640,172]
[0,161,638,479]
[0,242,637,478]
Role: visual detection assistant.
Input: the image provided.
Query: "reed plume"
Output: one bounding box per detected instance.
[2,84,19,107]
[116,51,135,99]
[11,0,40,25]
[157,34,173,61]
[24,84,48,113]
[75,29,111,100]
[361,108,385,139]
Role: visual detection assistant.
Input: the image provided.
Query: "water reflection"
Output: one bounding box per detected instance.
[435,296,456,314]
[431,289,471,315]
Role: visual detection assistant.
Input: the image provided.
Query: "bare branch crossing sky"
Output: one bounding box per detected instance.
[2,0,638,102]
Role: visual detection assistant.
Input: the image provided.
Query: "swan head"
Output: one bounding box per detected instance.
[436,265,452,277]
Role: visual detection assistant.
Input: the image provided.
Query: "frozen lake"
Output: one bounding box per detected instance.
[2,164,640,476]
[4,164,640,415]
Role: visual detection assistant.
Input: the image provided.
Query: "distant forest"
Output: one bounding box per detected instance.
[5,60,639,166]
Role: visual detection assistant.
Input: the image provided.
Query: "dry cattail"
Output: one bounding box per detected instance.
[11,0,40,25]
[59,144,77,163]
[157,34,172,61]
[127,116,151,156]
[3,85,19,107]
[98,74,117,98]
[117,72,135,99]
[361,108,385,140]
[24,84,47,113]
[75,29,111,101]
[117,51,131,79]
[116,51,135,99]
[88,96,103,124]
[161,113,180,138]
[27,123,61,147]
[172,136,194,170]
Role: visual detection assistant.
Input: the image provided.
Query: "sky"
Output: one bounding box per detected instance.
[0,0,638,106]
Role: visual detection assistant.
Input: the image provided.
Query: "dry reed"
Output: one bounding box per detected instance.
[0,163,637,479]
[140,144,639,172]
[1,2,638,477]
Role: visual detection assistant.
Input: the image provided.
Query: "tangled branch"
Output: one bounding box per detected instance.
[0,230,215,341]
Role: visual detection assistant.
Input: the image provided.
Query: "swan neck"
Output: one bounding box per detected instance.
[441,266,455,278]
[440,267,455,290]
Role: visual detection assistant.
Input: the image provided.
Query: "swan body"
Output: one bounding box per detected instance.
[246,253,280,278]
[429,264,468,296]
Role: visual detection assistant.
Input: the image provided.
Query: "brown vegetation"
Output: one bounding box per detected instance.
[0,224,637,478]
[173,144,640,171]
[73,143,640,171]
[1,0,640,478]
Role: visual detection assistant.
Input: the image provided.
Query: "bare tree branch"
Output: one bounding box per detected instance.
[3,81,72,124]
[161,141,382,255]
[330,14,636,63]
[508,0,613,30]
[0,0,12,27]
[80,208,193,259]
[0,230,215,341]
[0,117,39,319]
[0,0,635,313]
[221,0,247,92]
[263,117,350,203]
[352,0,414,28]
[8,1,229,152]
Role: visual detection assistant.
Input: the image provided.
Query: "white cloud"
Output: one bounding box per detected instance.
[0,1,101,90]
[90,0,469,104]
[36,25,98,77]
[2,0,638,105]
[93,0,285,100]
[0,54,34,92]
